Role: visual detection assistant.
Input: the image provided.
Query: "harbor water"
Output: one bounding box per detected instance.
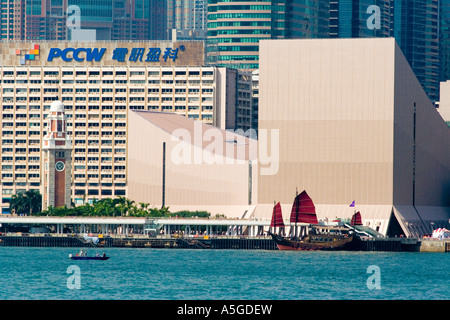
[0,247,449,300]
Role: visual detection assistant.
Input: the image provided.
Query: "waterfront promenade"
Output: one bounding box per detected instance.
[0,216,448,252]
[0,216,270,237]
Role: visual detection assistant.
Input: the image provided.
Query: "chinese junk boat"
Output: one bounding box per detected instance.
[351,211,363,226]
[268,191,354,251]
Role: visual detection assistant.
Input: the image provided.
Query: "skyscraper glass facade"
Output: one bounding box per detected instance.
[207,0,274,70]
[440,0,450,83]
[207,0,328,70]
[391,0,439,103]
[331,0,439,103]
[334,0,391,38]
[68,0,113,22]
[287,0,329,38]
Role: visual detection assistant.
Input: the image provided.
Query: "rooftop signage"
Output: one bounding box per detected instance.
[47,45,186,63]
[16,44,40,65]
[47,48,105,62]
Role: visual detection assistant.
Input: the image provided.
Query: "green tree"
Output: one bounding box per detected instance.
[115,196,135,217]
[24,190,42,215]
[9,190,42,216]
[93,198,118,217]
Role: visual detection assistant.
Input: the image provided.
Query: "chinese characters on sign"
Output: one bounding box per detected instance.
[112,45,185,63]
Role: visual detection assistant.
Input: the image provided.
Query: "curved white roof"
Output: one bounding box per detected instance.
[50,100,65,113]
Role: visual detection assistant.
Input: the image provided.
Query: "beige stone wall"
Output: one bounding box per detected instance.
[438,81,450,123]
[0,41,205,67]
[127,111,258,207]
[256,38,450,236]
[258,38,396,206]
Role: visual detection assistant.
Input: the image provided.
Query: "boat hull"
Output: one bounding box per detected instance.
[269,232,354,251]
[69,256,109,260]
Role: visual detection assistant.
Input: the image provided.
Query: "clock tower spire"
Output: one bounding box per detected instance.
[42,100,72,211]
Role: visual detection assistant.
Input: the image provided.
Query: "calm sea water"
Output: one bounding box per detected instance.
[0,247,448,300]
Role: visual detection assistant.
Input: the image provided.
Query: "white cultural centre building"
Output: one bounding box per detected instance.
[252,38,450,238]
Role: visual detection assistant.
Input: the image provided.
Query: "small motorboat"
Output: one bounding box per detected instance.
[69,254,110,260]
[69,250,109,260]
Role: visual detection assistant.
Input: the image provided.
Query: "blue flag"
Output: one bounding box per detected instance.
[349,201,355,207]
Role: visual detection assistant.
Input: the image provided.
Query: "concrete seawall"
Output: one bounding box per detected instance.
[0,234,449,252]
[419,239,450,253]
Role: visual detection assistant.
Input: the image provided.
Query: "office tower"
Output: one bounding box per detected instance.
[330,0,391,38]
[149,0,168,40]
[440,0,450,83]
[167,0,207,40]
[330,0,439,103]
[391,0,440,103]
[206,0,330,71]
[287,0,330,38]
[206,0,285,70]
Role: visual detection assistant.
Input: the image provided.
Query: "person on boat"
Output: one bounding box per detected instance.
[96,252,99,257]
[102,252,106,258]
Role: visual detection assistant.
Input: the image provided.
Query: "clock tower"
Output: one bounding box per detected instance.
[42,100,72,210]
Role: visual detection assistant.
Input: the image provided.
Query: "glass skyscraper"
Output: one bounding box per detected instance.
[287,0,330,38]
[330,0,391,38]
[206,0,329,70]
[391,0,439,103]
[440,0,450,83]
[330,0,440,103]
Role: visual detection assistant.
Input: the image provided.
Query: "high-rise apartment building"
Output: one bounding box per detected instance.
[0,41,252,213]
[167,0,207,40]
[112,0,149,40]
[0,0,150,41]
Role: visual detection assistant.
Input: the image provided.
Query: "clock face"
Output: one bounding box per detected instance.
[55,161,65,172]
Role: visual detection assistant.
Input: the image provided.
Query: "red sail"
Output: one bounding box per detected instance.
[351,211,363,226]
[290,190,318,225]
[270,202,285,227]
